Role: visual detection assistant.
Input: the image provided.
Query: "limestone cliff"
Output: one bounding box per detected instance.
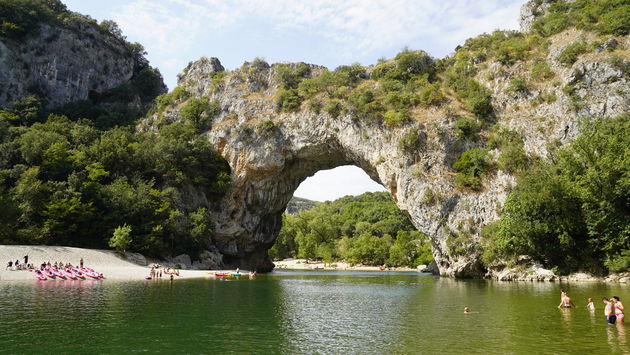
[0,11,165,110]
[144,1,629,276]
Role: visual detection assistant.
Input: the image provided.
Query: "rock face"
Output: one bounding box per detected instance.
[0,19,160,109]
[140,1,628,276]
[285,197,319,215]
[149,37,628,276]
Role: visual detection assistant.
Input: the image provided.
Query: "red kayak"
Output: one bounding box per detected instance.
[33,270,46,280]
[215,272,228,277]
[63,269,77,280]
[42,269,56,279]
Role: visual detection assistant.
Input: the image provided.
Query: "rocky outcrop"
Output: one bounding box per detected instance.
[139,2,628,277]
[0,18,164,109]
[149,38,627,276]
[285,197,319,215]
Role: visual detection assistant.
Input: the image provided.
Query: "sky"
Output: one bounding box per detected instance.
[62,0,523,202]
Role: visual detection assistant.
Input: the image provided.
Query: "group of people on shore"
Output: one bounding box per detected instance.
[5,255,32,270]
[559,290,624,325]
[148,264,180,281]
[6,256,86,271]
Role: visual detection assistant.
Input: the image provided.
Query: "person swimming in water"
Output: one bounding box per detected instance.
[464,307,470,314]
[558,292,576,309]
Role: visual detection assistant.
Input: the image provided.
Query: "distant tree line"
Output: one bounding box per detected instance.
[271,192,433,268]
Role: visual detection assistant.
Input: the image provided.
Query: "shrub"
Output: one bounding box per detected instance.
[180,97,220,131]
[276,89,302,112]
[532,12,569,37]
[151,86,190,115]
[598,5,630,35]
[498,141,529,174]
[398,128,422,153]
[256,120,276,134]
[324,100,342,118]
[275,63,311,89]
[531,62,555,81]
[418,83,444,107]
[454,117,480,140]
[465,87,493,119]
[383,109,409,127]
[607,54,630,77]
[349,88,384,121]
[531,90,557,106]
[557,41,588,66]
[452,148,491,190]
[505,77,529,94]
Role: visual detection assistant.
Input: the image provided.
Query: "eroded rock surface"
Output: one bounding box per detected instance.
[0,19,163,109]
[142,38,628,277]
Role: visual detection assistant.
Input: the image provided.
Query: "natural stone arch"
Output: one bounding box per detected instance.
[145,49,627,277]
[162,57,491,277]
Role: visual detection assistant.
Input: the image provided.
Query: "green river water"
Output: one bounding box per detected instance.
[0,270,628,354]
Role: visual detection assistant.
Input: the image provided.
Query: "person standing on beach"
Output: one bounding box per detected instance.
[6,261,12,270]
[80,258,84,268]
[24,255,28,265]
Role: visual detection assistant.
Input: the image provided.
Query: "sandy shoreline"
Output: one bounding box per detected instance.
[273,258,419,272]
[0,245,240,282]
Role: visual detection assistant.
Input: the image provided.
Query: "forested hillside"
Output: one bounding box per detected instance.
[271,192,433,267]
[0,0,231,259]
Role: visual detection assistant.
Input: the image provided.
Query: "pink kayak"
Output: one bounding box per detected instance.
[81,268,100,279]
[33,270,46,280]
[42,269,55,279]
[83,267,104,279]
[63,269,77,280]
[72,268,85,279]
[51,268,66,279]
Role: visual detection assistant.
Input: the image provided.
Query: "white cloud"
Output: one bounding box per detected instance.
[114,0,522,62]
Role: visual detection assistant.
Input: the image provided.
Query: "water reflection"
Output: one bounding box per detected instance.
[1,272,630,354]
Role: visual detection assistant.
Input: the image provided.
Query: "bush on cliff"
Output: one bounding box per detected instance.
[453,148,492,190]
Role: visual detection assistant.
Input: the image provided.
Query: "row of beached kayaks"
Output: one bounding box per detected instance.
[32,267,104,280]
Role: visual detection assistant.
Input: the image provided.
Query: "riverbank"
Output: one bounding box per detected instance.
[273,258,419,272]
[0,245,237,281]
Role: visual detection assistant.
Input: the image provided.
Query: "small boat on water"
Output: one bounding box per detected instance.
[232,273,241,277]
[215,272,228,277]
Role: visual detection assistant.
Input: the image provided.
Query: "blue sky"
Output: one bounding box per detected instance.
[63,0,523,202]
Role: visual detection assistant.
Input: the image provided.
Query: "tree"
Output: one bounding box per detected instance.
[109,224,132,253]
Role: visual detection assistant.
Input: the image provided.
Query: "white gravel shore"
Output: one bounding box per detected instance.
[0,245,232,281]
